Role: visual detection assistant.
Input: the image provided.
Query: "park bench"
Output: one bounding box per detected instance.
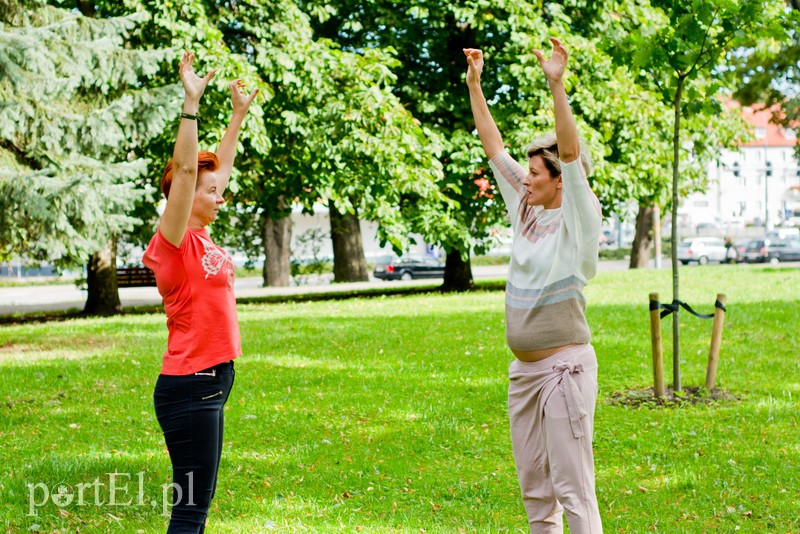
[116,266,157,288]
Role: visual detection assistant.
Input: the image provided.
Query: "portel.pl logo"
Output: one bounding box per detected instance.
[26,472,194,517]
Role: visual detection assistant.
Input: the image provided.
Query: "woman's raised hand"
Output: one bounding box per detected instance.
[179,52,216,102]
[533,38,568,84]
[464,48,484,86]
[229,79,259,115]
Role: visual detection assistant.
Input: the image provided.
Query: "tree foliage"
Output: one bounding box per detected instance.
[220,1,455,258]
[734,1,799,156]
[294,1,756,288]
[74,0,457,285]
[0,1,175,267]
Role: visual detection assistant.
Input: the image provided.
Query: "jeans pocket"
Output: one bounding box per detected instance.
[201,390,224,401]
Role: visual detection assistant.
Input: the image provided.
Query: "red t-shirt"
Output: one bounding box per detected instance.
[143,227,241,375]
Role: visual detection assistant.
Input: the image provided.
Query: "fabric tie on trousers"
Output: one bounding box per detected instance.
[554,361,588,439]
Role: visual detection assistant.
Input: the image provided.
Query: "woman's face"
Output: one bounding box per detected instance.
[523,154,562,209]
[190,170,225,227]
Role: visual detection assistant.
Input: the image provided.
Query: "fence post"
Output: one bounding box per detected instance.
[649,292,665,398]
[705,293,727,390]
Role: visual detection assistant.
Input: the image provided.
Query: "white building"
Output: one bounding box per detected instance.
[683,103,800,235]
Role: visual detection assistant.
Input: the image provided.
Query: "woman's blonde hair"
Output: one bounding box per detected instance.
[525,132,593,177]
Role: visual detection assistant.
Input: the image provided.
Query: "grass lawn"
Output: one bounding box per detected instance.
[1,265,798,533]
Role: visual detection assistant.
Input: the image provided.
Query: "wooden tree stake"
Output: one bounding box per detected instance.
[705,293,727,390]
[649,292,665,397]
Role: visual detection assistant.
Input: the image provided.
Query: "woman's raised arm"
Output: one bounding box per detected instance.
[464,48,504,160]
[215,79,259,194]
[533,38,580,163]
[159,52,215,247]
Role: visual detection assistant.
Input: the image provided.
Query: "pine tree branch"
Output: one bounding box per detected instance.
[0,139,42,170]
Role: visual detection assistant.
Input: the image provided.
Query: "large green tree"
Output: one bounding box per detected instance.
[298,1,562,289]
[0,0,175,314]
[296,0,745,288]
[213,1,454,284]
[78,0,456,287]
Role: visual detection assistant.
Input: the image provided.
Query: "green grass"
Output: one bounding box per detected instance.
[0,276,79,288]
[471,255,510,266]
[0,265,798,532]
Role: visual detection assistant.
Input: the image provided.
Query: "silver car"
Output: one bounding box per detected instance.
[677,237,727,265]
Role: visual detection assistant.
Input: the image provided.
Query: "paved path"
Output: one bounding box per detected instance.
[0,259,663,315]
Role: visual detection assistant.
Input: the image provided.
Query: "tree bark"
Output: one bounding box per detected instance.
[441,249,475,291]
[330,202,369,283]
[84,238,121,315]
[629,204,655,269]
[76,1,96,16]
[262,209,293,287]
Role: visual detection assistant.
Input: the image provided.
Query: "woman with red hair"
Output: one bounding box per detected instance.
[143,52,258,533]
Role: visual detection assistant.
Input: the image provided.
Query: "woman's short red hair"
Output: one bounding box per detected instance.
[161,151,220,199]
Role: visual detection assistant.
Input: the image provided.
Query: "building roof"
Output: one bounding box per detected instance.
[727,101,798,148]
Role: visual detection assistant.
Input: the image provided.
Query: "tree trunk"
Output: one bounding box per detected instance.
[262,208,292,287]
[653,205,662,269]
[629,204,655,269]
[76,1,96,16]
[84,238,121,315]
[671,77,686,393]
[441,249,474,291]
[329,202,369,283]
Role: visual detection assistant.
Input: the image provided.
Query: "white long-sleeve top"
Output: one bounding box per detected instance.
[488,151,602,351]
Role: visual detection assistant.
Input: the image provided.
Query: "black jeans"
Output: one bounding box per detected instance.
[154,361,235,533]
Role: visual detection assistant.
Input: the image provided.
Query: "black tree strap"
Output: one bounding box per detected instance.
[650,299,726,320]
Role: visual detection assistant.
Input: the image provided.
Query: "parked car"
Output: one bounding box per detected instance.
[373,255,445,281]
[780,239,800,261]
[733,239,750,264]
[677,237,727,265]
[744,238,800,264]
[775,239,800,262]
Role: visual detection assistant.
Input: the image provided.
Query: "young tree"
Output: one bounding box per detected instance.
[611,0,786,391]
[0,1,175,314]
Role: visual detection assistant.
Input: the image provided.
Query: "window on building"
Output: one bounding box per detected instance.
[693,200,709,207]
[755,127,767,139]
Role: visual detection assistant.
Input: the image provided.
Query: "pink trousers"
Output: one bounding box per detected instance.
[508,344,602,533]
